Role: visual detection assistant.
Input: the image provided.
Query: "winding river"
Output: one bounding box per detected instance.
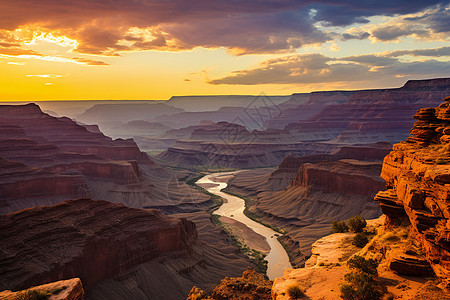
[196,172,292,280]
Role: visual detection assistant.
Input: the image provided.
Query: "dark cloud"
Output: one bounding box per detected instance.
[310,1,447,26]
[387,46,450,57]
[370,24,428,41]
[405,6,450,33]
[341,32,370,41]
[368,5,449,42]
[339,54,398,66]
[209,50,450,85]
[0,0,447,56]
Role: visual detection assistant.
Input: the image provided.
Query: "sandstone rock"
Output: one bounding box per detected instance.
[187,268,273,300]
[0,278,84,300]
[0,103,208,214]
[0,199,197,292]
[387,250,435,276]
[377,97,450,280]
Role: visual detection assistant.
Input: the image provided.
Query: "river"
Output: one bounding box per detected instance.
[196,172,292,280]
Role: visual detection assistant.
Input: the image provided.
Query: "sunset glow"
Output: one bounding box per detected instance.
[0,0,449,101]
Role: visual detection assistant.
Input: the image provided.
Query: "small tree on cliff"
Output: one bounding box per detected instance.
[332,220,349,233]
[340,256,381,300]
[353,232,369,248]
[348,215,367,233]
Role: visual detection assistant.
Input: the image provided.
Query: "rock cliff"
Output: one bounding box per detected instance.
[187,267,273,300]
[375,96,450,281]
[0,103,208,214]
[158,79,449,168]
[0,199,197,292]
[225,144,389,256]
[0,278,84,300]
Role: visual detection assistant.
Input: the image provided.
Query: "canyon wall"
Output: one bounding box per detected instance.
[0,103,208,214]
[375,97,450,281]
[0,199,197,292]
[158,79,449,168]
[225,144,389,256]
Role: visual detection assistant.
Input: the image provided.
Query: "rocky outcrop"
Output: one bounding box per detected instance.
[0,157,91,214]
[187,268,273,300]
[0,278,84,300]
[374,96,450,281]
[292,160,385,196]
[0,199,197,292]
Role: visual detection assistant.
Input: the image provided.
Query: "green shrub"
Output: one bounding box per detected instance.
[14,290,50,300]
[353,233,369,248]
[340,273,381,300]
[347,256,378,276]
[348,215,367,233]
[332,221,349,233]
[287,285,305,299]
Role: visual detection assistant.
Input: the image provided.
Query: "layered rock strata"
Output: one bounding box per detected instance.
[0,199,197,292]
[0,278,84,300]
[375,97,450,281]
[0,104,208,214]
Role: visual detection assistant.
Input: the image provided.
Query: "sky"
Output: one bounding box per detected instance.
[0,0,449,101]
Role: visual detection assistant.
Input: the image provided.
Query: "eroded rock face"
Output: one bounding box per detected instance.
[375,96,450,280]
[0,278,84,300]
[266,78,450,132]
[187,268,273,300]
[0,199,197,292]
[225,144,388,257]
[0,103,208,214]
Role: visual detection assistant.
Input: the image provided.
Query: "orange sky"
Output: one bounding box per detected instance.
[0,1,448,101]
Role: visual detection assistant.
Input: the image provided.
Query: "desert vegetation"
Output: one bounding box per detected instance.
[340,255,382,300]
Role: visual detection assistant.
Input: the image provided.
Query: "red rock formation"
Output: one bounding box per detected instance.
[0,278,85,300]
[0,199,197,292]
[292,161,385,196]
[0,157,91,215]
[271,78,450,144]
[187,268,273,300]
[375,97,450,281]
[225,144,389,256]
[0,103,208,214]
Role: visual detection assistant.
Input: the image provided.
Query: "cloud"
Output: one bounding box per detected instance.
[341,31,370,41]
[370,5,449,42]
[339,5,449,43]
[386,46,450,57]
[71,57,108,65]
[26,74,63,78]
[209,48,450,86]
[0,0,446,56]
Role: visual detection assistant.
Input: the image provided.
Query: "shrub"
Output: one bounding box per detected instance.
[287,284,305,299]
[348,215,367,233]
[332,221,349,233]
[340,273,381,300]
[347,256,378,276]
[14,290,50,300]
[353,232,369,248]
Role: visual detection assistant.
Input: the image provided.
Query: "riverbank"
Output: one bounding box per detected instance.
[196,172,292,280]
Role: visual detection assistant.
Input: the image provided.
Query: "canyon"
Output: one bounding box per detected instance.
[186,96,450,300]
[0,103,209,214]
[224,143,390,257]
[156,78,450,168]
[1,78,449,300]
